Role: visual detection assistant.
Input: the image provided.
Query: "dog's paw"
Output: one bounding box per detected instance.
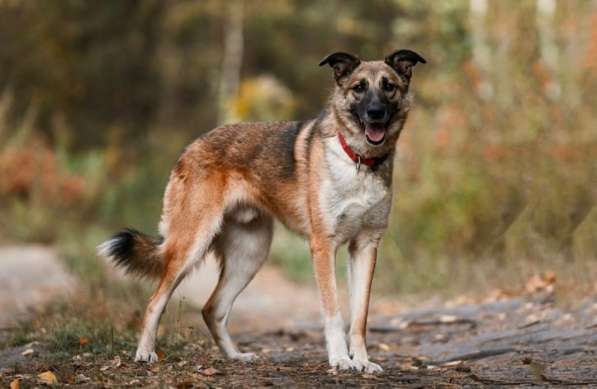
[229,352,257,362]
[134,349,159,363]
[329,356,356,371]
[352,358,383,374]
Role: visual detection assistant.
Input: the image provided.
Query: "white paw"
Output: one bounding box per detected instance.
[354,359,383,374]
[229,352,257,362]
[135,349,158,363]
[330,356,357,371]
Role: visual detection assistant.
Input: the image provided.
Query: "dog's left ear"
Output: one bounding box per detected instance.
[385,49,426,81]
[319,52,361,86]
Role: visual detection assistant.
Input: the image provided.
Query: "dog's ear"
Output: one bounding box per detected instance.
[385,49,426,82]
[319,52,361,86]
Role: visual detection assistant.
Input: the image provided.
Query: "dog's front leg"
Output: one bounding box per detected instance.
[310,238,354,370]
[346,232,383,373]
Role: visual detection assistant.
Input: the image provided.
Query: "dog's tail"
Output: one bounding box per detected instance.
[97,228,165,278]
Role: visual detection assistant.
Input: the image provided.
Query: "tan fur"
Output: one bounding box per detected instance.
[98,52,424,372]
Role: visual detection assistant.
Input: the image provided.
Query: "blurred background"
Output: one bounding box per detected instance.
[0,0,595,301]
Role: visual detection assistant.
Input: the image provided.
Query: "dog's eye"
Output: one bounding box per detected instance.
[352,83,366,93]
[383,81,396,93]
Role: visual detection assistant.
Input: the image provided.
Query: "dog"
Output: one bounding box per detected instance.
[98,49,425,373]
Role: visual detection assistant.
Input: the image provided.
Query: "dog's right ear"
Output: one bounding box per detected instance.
[319,52,361,86]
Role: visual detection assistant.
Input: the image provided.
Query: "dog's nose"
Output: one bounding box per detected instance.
[366,107,386,121]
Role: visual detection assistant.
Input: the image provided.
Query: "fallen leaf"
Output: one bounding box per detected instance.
[525,272,556,294]
[21,348,35,357]
[439,315,458,323]
[112,356,122,368]
[378,343,390,351]
[176,380,195,389]
[200,367,219,376]
[75,374,90,383]
[38,371,58,385]
[10,378,19,389]
[79,337,91,346]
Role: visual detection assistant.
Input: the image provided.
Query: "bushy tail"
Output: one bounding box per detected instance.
[97,228,165,278]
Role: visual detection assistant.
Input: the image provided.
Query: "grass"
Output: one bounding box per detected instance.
[0,55,594,297]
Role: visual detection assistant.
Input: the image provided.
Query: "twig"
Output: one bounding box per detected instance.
[421,347,516,365]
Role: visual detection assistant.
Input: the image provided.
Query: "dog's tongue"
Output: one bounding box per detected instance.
[365,124,386,142]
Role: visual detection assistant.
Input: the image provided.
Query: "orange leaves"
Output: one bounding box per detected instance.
[37,371,58,385]
[0,139,86,206]
[525,271,556,294]
[79,337,91,346]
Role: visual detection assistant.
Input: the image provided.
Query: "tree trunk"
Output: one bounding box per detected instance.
[217,0,244,125]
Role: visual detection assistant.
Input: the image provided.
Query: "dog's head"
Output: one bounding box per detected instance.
[320,50,426,155]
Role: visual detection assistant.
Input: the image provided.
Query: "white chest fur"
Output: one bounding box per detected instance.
[320,138,392,242]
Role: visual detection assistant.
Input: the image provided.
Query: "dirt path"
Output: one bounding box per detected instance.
[1,246,596,387]
[2,291,596,387]
[0,245,76,328]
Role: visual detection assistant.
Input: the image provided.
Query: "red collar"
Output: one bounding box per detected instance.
[337,132,388,170]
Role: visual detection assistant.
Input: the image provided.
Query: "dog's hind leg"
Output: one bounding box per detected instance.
[135,206,225,363]
[202,212,273,361]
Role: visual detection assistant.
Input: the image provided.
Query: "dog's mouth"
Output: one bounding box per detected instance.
[364,123,386,146]
[350,109,389,146]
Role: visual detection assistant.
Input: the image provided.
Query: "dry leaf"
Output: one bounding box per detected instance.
[200,367,219,376]
[525,272,556,294]
[38,371,58,385]
[75,374,90,383]
[79,337,91,346]
[10,378,19,389]
[378,343,390,351]
[439,315,458,323]
[21,348,35,357]
[176,380,195,389]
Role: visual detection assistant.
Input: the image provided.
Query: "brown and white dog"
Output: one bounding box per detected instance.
[98,49,425,373]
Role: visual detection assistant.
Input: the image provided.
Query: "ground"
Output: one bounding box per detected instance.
[0,246,596,387]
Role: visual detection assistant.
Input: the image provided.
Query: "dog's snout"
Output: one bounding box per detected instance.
[366,106,386,121]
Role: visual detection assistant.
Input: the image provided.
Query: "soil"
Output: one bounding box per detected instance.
[1,246,596,387]
[0,246,76,327]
